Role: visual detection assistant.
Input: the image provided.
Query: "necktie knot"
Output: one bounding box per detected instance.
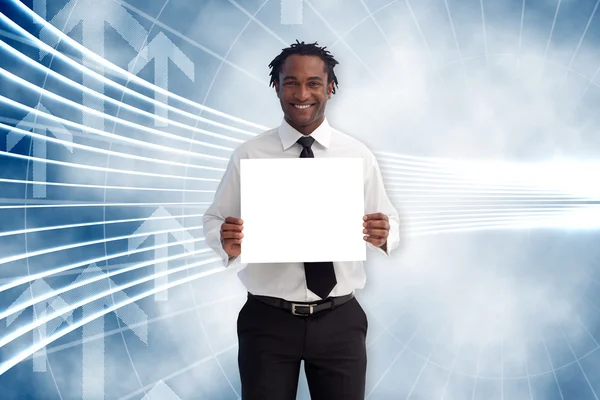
[297,136,315,149]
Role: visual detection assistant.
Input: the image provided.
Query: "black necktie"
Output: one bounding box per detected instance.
[297,136,337,299]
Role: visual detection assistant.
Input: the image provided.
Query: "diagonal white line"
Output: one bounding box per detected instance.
[0,259,228,375]
[404,324,448,399]
[443,0,468,83]
[480,0,489,73]
[541,334,565,400]
[0,36,258,138]
[555,322,600,400]
[113,0,267,86]
[0,232,205,294]
[541,0,562,76]
[0,150,220,184]
[471,345,483,400]
[0,211,204,239]
[522,340,534,400]
[118,343,238,400]
[0,177,215,193]
[439,344,463,400]
[0,251,219,350]
[28,292,244,359]
[357,0,396,56]
[0,200,211,209]
[227,0,286,45]
[0,223,204,271]
[0,69,240,154]
[0,95,229,162]
[517,0,526,69]
[557,0,600,90]
[4,5,268,129]
[302,0,384,86]
[366,320,426,398]
[0,121,225,172]
[404,0,447,88]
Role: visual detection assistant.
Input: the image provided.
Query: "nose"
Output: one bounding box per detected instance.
[293,85,309,102]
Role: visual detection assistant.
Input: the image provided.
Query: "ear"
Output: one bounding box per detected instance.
[327,81,334,98]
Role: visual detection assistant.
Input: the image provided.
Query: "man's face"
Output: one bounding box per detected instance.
[274,54,334,135]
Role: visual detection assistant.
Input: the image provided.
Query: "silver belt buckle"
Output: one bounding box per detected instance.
[291,303,315,316]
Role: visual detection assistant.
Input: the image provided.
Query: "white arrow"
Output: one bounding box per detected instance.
[39,0,147,133]
[281,0,304,24]
[142,380,182,400]
[6,103,74,198]
[128,32,195,127]
[61,263,148,400]
[128,207,195,301]
[5,279,73,372]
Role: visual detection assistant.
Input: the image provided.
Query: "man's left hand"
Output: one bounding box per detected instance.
[363,212,389,248]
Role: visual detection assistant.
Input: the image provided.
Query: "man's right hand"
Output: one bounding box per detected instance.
[221,217,244,258]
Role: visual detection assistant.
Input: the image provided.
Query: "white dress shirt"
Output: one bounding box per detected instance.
[202,118,400,302]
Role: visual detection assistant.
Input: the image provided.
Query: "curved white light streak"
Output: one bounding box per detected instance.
[4,4,268,131]
[0,40,247,145]
[0,202,211,210]
[1,253,221,348]
[0,232,205,294]
[407,216,600,236]
[390,194,593,200]
[379,163,557,189]
[386,184,569,195]
[3,176,579,198]
[30,292,242,361]
[0,69,237,155]
[403,202,597,209]
[383,174,545,189]
[0,149,220,184]
[408,205,597,216]
[407,212,581,227]
[0,212,204,239]
[0,121,225,172]
[0,258,226,376]
[378,157,466,169]
[0,95,228,162]
[0,177,215,193]
[0,19,257,138]
[408,210,600,232]
[0,246,214,325]
[0,223,204,269]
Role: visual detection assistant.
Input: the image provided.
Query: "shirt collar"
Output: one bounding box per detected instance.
[278,117,332,151]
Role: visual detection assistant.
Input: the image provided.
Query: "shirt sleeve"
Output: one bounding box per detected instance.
[202,148,243,268]
[363,149,401,257]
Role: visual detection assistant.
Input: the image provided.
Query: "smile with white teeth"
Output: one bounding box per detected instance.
[293,104,314,109]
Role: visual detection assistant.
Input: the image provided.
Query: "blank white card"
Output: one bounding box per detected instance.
[240,158,365,264]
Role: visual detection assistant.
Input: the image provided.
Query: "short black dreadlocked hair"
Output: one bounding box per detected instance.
[268,40,339,94]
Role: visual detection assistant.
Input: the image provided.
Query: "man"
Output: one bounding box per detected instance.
[203,40,400,400]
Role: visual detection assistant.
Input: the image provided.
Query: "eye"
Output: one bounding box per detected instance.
[284,81,297,86]
[309,82,321,87]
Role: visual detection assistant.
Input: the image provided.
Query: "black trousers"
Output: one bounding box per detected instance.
[237,293,368,400]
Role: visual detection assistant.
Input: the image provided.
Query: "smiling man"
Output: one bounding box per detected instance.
[203,40,400,399]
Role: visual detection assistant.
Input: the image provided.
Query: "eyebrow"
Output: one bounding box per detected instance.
[282,76,324,82]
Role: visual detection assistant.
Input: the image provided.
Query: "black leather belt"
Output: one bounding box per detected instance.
[249,292,354,316]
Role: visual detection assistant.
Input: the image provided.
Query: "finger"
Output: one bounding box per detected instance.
[363,235,386,246]
[363,213,388,222]
[363,229,388,238]
[222,231,244,239]
[221,223,244,232]
[225,216,244,225]
[363,220,390,230]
